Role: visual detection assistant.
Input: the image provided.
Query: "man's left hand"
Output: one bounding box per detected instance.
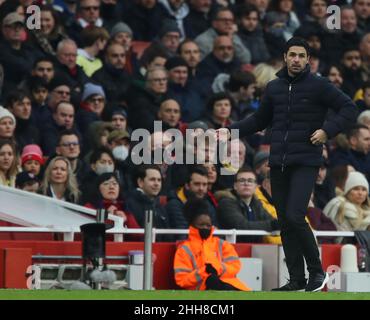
[310,129,328,145]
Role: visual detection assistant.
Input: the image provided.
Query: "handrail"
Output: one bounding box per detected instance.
[0,227,355,243]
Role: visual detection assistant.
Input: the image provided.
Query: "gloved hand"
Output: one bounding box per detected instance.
[205,263,218,275]
[270,219,280,231]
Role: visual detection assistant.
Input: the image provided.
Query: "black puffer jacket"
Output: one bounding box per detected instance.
[230,65,357,169]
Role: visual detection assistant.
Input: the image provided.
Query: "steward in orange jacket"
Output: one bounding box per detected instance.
[173,198,251,291]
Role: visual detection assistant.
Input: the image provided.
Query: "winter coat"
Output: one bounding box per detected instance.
[229,65,357,169]
[215,189,277,243]
[92,64,131,107]
[125,188,172,242]
[174,225,251,291]
[237,26,270,65]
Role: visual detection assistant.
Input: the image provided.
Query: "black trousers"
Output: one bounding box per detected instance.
[270,166,323,282]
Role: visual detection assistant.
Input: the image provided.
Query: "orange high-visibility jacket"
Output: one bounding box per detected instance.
[174,226,251,291]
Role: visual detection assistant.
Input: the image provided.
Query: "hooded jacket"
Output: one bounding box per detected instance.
[174,225,251,291]
[229,65,357,169]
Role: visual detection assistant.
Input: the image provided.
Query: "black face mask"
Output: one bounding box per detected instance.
[198,228,211,240]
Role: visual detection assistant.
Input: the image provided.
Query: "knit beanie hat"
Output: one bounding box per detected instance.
[158,20,181,39]
[110,22,133,38]
[82,83,106,101]
[0,106,16,125]
[21,144,44,165]
[253,151,269,169]
[344,171,369,195]
[164,56,188,71]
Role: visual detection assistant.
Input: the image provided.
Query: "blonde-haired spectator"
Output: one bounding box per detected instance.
[324,171,370,239]
[0,139,19,187]
[41,156,80,204]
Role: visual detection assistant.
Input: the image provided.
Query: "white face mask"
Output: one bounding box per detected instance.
[112,145,129,161]
[95,163,114,175]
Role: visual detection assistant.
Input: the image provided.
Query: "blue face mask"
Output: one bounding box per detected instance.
[198,228,211,240]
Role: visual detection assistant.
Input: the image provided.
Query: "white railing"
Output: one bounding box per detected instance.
[0,226,355,243]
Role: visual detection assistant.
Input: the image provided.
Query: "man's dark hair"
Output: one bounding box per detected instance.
[183,198,211,225]
[235,165,256,183]
[57,129,80,145]
[235,3,259,20]
[4,90,31,109]
[206,92,236,112]
[346,124,369,139]
[32,56,55,69]
[178,39,198,54]
[134,164,162,186]
[284,37,310,56]
[186,165,208,184]
[228,70,256,92]
[211,6,233,22]
[89,147,115,165]
[29,76,49,92]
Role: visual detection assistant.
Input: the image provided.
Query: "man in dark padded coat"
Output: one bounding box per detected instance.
[218,37,357,292]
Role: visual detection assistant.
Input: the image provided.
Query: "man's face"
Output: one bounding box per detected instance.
[360,34,370,59]
[53,103,75,129]
[212,10,235,35]
[161,32,180,53]
[284,46,309,76]
[32,87,48,105]
[186,173,208,198]
[49,85,71,110]
[354,0,370,19]
[10,97,32,120]
[57,43,77,69]
[180,42,200,69]
[106,44,126,69]
[80,0,101,23]
[113,32,132,51]
[168,66,188,86]
[56,134,81,159]
[158,99,181,127]
[111,114,127,130]
[138,169,162,197]
[328,66,343,88]
[351,128,370,154]
[85,94,105,116]
[341,9,358,33]
[234,172,257,198]
[32,61,54,82]
[241,11,259,32]
[2,23,25,43]
[342,50,362,71]
[146,69,168,94]
[213,36,234,63]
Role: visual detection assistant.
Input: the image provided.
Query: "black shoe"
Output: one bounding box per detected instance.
[305,272,329,292]
[271,280,306,291]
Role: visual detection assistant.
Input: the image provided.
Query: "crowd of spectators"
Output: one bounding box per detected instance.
[1,0,370,243]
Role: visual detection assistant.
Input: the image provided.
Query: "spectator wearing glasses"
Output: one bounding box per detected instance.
[84,172,141,240]
[66,0,109,46]
[53,129,89,186]
[127,67,168,132]
[92,42,131,107]
[195,7,251,64]
[40,156,80,204]
[77,83,108,137]
[215,167,280,243]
